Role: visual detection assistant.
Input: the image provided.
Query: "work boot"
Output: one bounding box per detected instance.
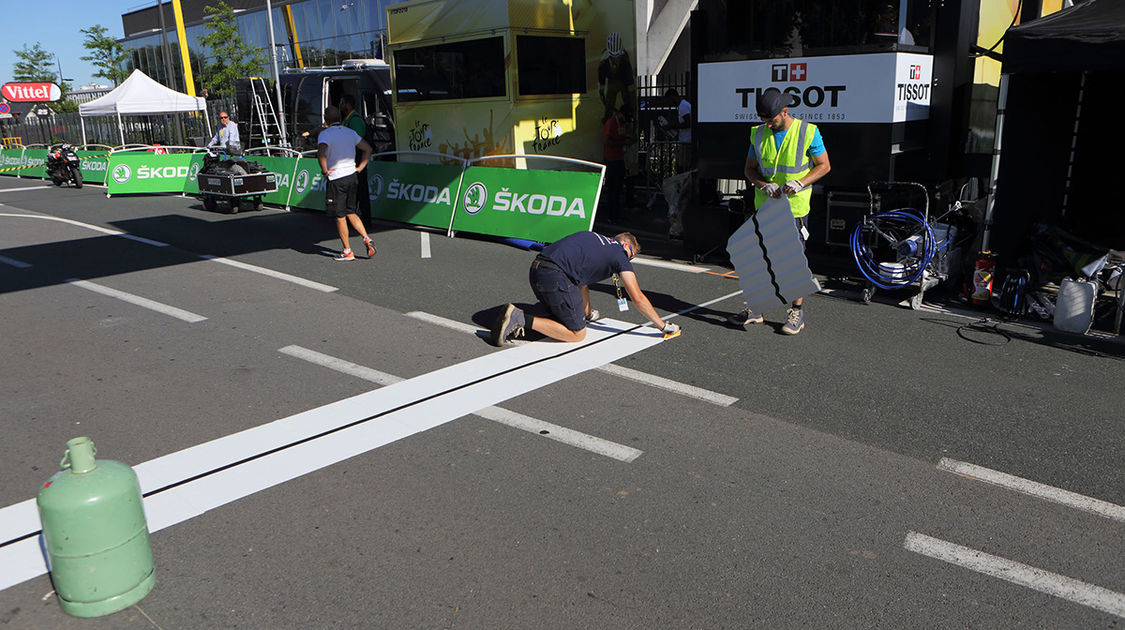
[782,307,805,335]
[490,303,526,346]
[727,307,764,327]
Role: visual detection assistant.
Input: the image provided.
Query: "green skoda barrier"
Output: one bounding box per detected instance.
[451,165,600,243]
[106,153,205,195]
[0,148,25,176]
[368,161,463,230]
[19,149,49,179]
[284,157,328,212]
[242,155,300,207]
[76,151,110,185]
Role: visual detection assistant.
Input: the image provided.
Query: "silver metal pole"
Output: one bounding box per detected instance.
[266,0,289,147]
[981,73,1008,253]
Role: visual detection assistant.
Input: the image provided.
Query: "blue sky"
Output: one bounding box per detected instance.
[1,1,150,88]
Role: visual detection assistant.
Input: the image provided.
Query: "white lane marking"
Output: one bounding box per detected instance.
[0,210,340,292]
[0,211,169,246]
[596,364,737,406]
[904,531,1125,618]
[420,231,431,259]
[66,279,207,323]
[405,310,486,336]
[279,345,641,462]
[0,255,31,269]
[0,186,53,193]
[938,458,1125,523]
[199,255,338,293]
[631,256,709,273]
[405,303,745,404]
[0,318,664,590]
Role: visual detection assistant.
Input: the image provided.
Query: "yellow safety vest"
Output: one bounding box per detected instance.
[751,119,817,218]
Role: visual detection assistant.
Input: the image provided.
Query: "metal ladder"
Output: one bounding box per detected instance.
[248,77,285,147]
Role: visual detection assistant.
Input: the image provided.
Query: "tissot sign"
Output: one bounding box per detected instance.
[1,82,62,102]
[698,53,933,124]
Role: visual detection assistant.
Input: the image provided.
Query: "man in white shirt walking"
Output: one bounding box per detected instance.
[317,106,375,261]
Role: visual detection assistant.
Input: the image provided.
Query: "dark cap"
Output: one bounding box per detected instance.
[756,89,790,118]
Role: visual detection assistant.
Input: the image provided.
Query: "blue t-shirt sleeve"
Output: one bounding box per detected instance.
[808,128,825,157]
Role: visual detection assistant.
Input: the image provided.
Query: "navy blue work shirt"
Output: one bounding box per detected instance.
[540,231,633,287]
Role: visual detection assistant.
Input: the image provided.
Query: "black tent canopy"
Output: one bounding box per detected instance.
[988,0,1124,262]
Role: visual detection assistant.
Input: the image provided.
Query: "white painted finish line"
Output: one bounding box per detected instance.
[404,310,738,406]
[938,458,1125,523]
[66,279,207,323]
[0,318,666,591]
[904,531,1125,618]
[0,186,52,193]
[279,345,642,462]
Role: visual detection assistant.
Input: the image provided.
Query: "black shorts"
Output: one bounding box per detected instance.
[529,257,586,332]
[325,174,357,218]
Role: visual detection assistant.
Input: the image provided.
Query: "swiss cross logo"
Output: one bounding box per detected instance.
[771,64,788,82]
[789,63,807,81]
[909,65,922,80]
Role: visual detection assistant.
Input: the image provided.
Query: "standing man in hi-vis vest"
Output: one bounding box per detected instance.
[729,89,831,335]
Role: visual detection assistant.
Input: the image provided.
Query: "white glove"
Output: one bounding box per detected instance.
[783,180,805,195]
[586,309,601,322]
[661,322,680,335]
[761,183,782,198]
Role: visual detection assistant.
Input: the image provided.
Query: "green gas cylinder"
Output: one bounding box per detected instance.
[36,437,155,617]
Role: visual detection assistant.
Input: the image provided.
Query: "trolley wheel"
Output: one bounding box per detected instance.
[861,286,874,304]
[202,195,217,212]
[238,198,258,213]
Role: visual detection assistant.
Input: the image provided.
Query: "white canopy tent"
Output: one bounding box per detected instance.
[78,69,211,146]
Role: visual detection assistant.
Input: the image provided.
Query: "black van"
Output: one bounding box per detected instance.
[235,59,395,153]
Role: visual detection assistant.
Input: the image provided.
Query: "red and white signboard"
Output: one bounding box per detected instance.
[697,53,933,124]
[1,82,62,102]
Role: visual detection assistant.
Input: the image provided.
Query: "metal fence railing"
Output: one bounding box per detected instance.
[637,72,692,187]
[0,97,238,148]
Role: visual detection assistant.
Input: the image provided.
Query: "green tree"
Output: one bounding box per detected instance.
[79,25,129,86]
[13,43,56,82]
[198,1,267,96]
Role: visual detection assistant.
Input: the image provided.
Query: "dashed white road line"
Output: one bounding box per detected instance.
[597,363,738,406]
[279,344,642,462]
[403,310,739,406]
[0,209,339,292]
[199,255,338,293]
[420,231,431,259]
[938,458,1125,523]
[904,531,1125,618]
[0,211,169,246]
[0,255,31,269]
[0,186,53,193]
[66,278,208,323]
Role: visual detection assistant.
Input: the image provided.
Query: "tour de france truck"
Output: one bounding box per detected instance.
[385,0,637,166]
[235,59,395,153]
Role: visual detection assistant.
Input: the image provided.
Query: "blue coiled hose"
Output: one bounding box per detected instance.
[850,208,938,290]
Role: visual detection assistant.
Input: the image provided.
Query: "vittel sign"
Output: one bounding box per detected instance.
[698,53,933,124]
[2,82,62,102]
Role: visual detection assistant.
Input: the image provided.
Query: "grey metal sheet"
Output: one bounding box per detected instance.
[726,197,821,314]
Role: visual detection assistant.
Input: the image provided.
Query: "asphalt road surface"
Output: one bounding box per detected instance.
[1,178,1122,629]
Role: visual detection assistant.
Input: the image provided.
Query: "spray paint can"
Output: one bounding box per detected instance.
[971,251,996,305]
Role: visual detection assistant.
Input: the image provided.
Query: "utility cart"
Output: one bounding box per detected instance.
[196,152,278,214]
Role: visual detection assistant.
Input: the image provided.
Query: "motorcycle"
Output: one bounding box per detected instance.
[46,144,83,189]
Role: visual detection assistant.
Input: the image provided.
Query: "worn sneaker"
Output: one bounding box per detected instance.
[586,309,601,322]
[334,249,356,261]
[364,237,375,258]
[727,307,764,327]
[782,307,805,335]
[490,303,526,346]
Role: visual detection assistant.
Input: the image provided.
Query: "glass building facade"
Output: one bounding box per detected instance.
[119,0,402,95]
